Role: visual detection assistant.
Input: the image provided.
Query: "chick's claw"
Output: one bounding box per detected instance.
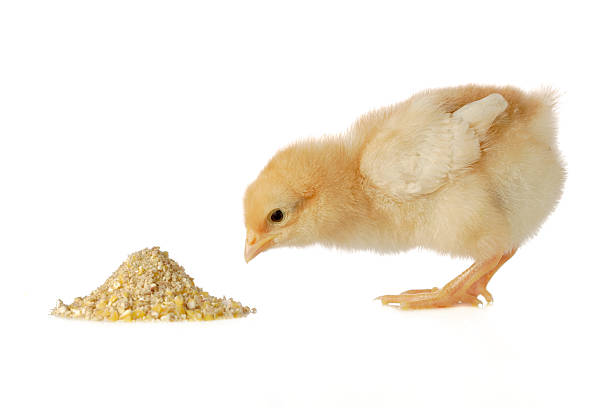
[468,283,494,304]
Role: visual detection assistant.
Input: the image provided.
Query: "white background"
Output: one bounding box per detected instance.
[1,1,610,407]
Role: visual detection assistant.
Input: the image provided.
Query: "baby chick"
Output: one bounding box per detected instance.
[243,85,565,309]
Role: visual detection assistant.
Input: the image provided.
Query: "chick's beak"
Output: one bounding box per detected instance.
[244,231,276,263]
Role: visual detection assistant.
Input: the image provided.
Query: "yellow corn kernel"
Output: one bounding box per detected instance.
[152,303,163,314]
[109,294,118,304]
[109,309,119,321]
[176,304,185,315]
[133,310,145,319]
[174,295,184,306]
[186,298,197,309]
[119,309,133,321]
[186,310,202,320]
[203,313,214,321]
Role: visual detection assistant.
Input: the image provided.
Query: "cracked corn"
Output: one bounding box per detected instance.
[52,247,255,322]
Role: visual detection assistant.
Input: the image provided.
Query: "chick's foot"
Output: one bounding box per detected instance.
[377,249,516,310]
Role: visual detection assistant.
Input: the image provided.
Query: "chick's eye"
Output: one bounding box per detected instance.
[269,209,284,223]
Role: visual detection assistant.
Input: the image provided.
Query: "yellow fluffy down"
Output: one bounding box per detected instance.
[244,85,565,262]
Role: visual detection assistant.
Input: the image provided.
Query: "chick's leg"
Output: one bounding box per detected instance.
[466,248,517,303]
[378,249,516,309]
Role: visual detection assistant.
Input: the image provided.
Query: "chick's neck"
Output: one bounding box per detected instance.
[306,139,373,245]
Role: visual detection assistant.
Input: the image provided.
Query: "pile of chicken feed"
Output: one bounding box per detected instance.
[52,247,254,322]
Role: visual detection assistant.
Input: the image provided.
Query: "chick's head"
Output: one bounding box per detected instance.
[243,140,356,262]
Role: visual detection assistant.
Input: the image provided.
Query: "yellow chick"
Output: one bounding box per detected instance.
[243,85,565,309]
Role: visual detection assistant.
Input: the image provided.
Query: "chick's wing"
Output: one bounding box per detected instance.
[359,93,507,200]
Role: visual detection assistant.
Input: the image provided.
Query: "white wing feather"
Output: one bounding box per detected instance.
[360,93,507,199]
